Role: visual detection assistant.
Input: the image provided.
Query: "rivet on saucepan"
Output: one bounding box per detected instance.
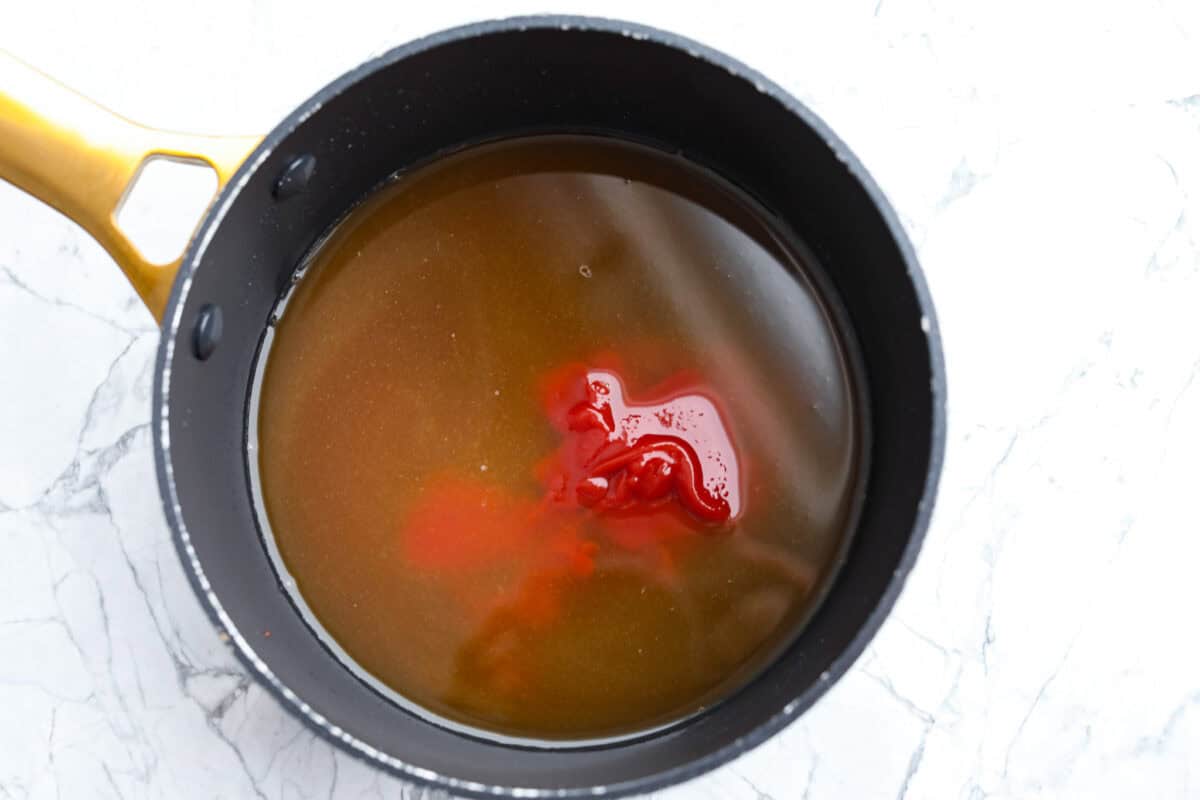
[193,304,223,361]
[272,154,317,201]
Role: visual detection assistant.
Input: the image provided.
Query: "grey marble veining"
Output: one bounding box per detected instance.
[2,1,1198,797]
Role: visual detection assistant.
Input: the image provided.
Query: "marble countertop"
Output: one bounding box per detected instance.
[3,1,1198,797]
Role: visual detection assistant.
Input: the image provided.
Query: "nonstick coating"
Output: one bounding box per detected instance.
[152,16,945,798]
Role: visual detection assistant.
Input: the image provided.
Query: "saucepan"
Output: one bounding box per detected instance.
[0,17,944,797]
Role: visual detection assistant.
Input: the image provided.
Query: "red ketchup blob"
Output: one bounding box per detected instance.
[557,370,740,523]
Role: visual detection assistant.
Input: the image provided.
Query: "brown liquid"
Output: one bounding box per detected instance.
[254,135,860,742]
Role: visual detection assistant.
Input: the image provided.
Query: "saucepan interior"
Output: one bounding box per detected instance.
[153,17,944,798]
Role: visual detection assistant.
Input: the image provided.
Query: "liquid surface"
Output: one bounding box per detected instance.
[255,136,860,741]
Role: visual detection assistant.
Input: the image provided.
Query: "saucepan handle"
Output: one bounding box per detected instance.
[0,50,259,322]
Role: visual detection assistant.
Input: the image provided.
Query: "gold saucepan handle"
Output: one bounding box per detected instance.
[0,51,260,322]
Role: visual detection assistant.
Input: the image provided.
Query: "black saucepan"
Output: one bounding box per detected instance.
[0,16,945,798]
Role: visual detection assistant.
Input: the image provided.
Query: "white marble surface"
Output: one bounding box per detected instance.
[3,1,1199,797]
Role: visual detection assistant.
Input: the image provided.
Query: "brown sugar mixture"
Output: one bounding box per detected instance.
[253,135,861,742]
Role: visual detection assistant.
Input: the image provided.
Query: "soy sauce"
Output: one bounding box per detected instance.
[252,135,862,742]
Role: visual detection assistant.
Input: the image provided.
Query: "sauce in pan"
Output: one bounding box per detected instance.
[252,135,862,742]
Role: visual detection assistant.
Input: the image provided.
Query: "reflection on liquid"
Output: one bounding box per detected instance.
[258,135,859,740]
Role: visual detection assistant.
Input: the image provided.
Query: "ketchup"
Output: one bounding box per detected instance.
[555,370,739,523]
